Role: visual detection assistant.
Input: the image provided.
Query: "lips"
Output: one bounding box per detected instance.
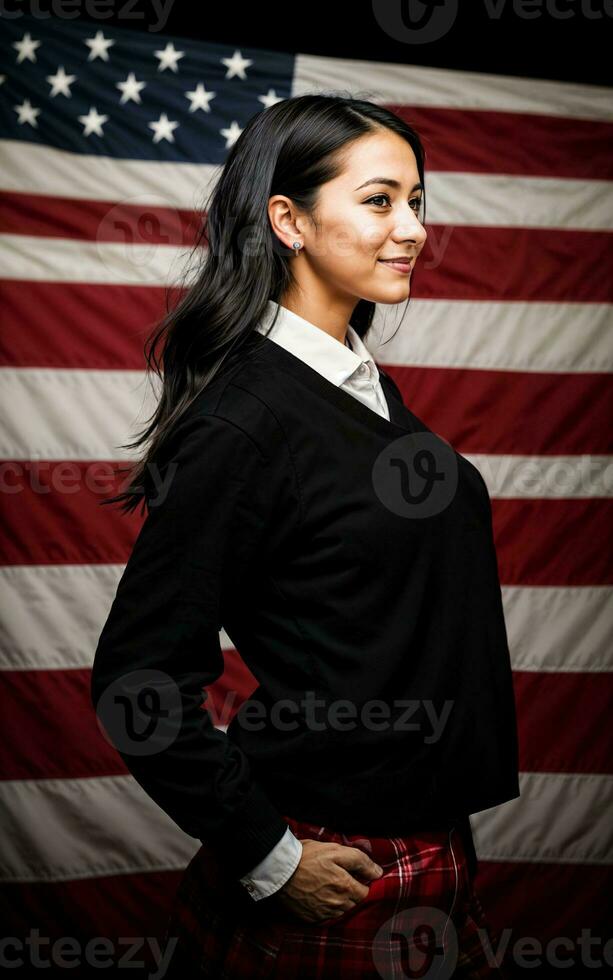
[378,258,413,274]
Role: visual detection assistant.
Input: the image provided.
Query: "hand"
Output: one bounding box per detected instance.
[274,837,384,924]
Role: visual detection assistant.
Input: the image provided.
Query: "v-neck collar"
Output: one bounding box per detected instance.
[249,331,416,437]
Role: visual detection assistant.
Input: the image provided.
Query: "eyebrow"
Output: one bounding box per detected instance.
[354,177,423,192]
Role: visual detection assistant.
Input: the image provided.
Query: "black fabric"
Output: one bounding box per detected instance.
[91,330,519,879]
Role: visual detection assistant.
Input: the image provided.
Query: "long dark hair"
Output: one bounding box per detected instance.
[104,92,426,515]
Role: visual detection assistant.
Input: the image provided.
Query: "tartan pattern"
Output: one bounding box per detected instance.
[162,814,511,978]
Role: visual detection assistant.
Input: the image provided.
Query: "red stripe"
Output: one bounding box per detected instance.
[2,202,612,302]
[0,281,171,370]
[0,653,256,782]
[1,463,611,582]
[513,671,613,774]
[0,462,143,565]
[1,661,610,782]
[390,105,613,179]
[492,499,613,586]
[0,190,201,245]
[476,861,612,951]
[387,366,613,454]
[416,227,613,303]
[0,874,177,967]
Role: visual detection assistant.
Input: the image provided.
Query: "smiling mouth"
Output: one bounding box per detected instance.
[378,258,413,273]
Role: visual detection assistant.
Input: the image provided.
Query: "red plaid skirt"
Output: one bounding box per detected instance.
[162,814,511,978]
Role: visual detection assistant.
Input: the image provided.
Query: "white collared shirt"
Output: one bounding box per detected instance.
[254,299,390,422]
[238,300,390,902]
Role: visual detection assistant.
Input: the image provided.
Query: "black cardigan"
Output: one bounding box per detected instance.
[91,331,519,879]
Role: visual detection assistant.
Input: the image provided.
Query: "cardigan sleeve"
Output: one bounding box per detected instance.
[90,412,291,879]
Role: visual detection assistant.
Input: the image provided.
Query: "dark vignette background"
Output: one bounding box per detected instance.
[12,0,613,87]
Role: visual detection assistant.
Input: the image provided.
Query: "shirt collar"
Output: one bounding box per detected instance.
[255,299,380,388]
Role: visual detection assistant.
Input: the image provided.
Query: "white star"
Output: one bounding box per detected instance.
[84,30,115,62]
[148,112,179,143]
[13,32,41,64]
[154,42,184,72]
[220,120,243,149]
[46,66,77,98]
[221,49,253,80]
[258,89,284,109]
[116,71,146,105]
[78,106,108,137]
[184,82,215,113]
[14,98,41,127]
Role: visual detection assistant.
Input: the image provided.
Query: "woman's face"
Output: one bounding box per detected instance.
[296,130,427,306]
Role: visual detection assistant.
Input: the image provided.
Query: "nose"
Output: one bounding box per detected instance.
[392,206,427,248]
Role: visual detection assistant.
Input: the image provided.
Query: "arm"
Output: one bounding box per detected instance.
[90,412,290,879]
[239,826,303,900]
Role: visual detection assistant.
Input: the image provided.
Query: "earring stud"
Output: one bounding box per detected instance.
[292,241,301,250]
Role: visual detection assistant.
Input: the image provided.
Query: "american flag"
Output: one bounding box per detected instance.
[1,11,611,971]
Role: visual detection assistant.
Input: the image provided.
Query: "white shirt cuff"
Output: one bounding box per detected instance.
[239,826,303,901]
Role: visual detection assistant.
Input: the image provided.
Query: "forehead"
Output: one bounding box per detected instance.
[337,131,420,186]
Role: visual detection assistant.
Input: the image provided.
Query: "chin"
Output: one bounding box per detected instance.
[353,276,410,304]
[372,284,412,304]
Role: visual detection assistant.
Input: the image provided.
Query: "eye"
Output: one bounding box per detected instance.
[365,193,423,215]
[366,193,391,208]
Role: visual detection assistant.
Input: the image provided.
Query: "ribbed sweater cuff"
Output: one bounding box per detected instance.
[202,781,290,880]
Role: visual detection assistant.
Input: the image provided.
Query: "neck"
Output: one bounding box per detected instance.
[277,297,353,346]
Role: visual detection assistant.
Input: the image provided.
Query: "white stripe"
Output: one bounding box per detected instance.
[502,585,613,673]
[425,171,613,230]
[0,774,201,883]
[0,562,233,672]
[1,369,611,497]
[1,566,611,674]
[371,301,613,374]
[0,564,124,671]
[293,53,613,121]
[471,771,613,864]
[2,148,612,230]
[0,770,609,882]
[0,139,216,208]
[466,454,613,498]
[0,367,160,461]
[0,234,192,286]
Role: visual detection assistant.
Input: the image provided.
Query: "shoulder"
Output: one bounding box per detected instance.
[183,336,291,461]
[155,339,291,481]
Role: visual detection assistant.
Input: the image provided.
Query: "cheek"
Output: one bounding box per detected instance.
[325,211,387,260]
[355,216,388,257]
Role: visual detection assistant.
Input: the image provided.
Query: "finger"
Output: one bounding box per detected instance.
[333,846,383,879]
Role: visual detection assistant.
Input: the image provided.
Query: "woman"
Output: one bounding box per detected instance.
[91,94,519,978]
